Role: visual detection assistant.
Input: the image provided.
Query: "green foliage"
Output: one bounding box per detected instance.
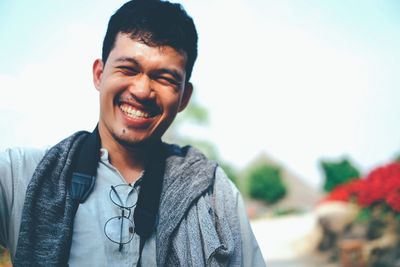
[247,164,287,204]
[356,207,372,223]
[394,153,400,162]
[320,158,361,192]
[164,93,210,146]
[170,95,209,136]
[178,101,209,125]
[272,208,303,217]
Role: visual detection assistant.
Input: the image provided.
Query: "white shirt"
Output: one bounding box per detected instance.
[0,147,265,266]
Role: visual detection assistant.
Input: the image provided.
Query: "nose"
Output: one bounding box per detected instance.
[128,74,154,100]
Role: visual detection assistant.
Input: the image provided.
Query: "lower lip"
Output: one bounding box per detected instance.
[118,107,154,128]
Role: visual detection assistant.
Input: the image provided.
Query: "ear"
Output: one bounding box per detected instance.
[92,59,104,91]
[178,82,193,112]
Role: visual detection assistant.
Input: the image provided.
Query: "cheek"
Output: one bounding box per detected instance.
[99,81,126,103]
[160,95,181,114]
[101,76,129,93]
[99,91,117,117]
[157,87,183,106]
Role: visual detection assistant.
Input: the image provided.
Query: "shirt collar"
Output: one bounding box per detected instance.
[99,148,144,186]
[100,148,109,163]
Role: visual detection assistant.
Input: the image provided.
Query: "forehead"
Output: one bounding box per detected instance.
[108,33,187,69]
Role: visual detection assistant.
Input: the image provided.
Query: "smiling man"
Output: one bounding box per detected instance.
[0,1,265,266]
[93,33,193,184]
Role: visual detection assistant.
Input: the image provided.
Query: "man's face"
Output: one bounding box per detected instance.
[93,33,192,149]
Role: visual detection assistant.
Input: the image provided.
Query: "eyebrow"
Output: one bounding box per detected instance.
[113,56,140,65]
[113,56,184,82]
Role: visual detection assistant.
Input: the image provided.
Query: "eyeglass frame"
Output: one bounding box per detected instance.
[103,184,139,251]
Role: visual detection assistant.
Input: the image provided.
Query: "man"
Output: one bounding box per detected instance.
[0,0,265,266]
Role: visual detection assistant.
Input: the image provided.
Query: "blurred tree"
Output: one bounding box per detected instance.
[174,99,209,126]
[320,158,361,192]
[164,94,209,142]
[247,163,287,204]
[394,153,400,162]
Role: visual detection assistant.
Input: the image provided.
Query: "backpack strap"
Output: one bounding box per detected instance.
[70,126,100,211]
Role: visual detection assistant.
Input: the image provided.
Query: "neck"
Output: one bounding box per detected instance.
[98,125,160,184]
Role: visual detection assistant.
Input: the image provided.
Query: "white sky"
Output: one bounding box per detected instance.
[1,0,399,189]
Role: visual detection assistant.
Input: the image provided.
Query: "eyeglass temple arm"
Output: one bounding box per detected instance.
[111,185,125,206]
[119,209,125,252]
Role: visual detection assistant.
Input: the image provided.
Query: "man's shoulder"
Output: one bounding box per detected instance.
[163,143,217,167]
[1,146,47,159]
[0,147,47,172]
[213,166,241,199]
[163,143,233,182]
[164,143,208,158]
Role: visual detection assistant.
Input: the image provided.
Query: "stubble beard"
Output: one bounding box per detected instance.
[111,127,159,152]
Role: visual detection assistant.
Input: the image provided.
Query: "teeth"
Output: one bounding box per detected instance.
[120,105,150,118]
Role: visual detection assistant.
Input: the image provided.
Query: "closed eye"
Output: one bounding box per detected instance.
[117,66,139,76]
[149,68,184,88]
[157,76,181,86]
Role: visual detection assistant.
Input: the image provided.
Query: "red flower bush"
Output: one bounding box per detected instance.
[322,162,400,212]
[322,179,364,203]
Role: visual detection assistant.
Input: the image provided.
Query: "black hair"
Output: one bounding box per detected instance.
[102,0,198,81]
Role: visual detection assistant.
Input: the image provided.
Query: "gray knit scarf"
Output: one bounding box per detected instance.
[14,131,240,266]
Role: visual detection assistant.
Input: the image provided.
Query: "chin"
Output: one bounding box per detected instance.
[113,132,158,150]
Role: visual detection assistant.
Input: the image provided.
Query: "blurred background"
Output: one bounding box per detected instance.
[1,0,400,266]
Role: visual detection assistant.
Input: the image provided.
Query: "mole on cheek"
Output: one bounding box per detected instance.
[122,129,126,134]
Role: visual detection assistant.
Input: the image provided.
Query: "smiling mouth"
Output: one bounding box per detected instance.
[119,104,152,119]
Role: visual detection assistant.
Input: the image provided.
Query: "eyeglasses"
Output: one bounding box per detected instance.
[104,184,138,251]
